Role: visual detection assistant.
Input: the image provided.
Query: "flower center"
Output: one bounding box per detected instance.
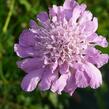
[43,21,88,64]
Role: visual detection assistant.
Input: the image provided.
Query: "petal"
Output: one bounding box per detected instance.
[64,73,77,96]
[38,67,58,91]
[87,33,98,41]
[51,5,59,14]
[51,74,69,94]
[85,47,109,68]
[63,0,78,10]
[19,29,35,47]
[50,61,58,73]
[75,70,89,88]
[53,0,76,21]
[14,44,43,58]
[84,62,102,89]
[21,69,43,92]
[93,17,98,31]
[72,5,81,23]
[14,44,34,58]
[79,11,92,24]
[17,58,44,73]
[89,34,108,47]
[98,54,109,67]
[71,4,86,23]
[80,17,98,36]
[49,6,57,17]
[37,12,49,22]
[59,61,69,74]
[79,4,87,13]
[63,0,74,9]
[63,9,73,21]
[96,35,108,47]
[85,47,100,60]
[29,19,38,30]
[88,33,108,47]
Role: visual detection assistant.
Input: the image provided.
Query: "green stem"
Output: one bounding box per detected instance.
[2,0,15,33]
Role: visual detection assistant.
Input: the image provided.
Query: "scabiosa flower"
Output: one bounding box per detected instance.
[14,0,109,95]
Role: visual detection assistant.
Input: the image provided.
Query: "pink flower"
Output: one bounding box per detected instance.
[14,0,108,95]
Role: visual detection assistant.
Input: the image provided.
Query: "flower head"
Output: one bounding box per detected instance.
[14,0,108,95]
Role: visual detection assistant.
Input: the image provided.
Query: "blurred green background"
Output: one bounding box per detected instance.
[0,0,109,109]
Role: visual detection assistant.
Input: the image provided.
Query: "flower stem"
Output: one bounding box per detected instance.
[2,0,15,33]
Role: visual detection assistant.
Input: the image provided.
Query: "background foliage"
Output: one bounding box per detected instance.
[0,0,109,109]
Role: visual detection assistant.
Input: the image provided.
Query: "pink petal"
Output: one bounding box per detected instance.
[79,11,92,24]
[49,5,58,17]
[71,4,86,23]
[59,61,69,74]
[75,70,89,88]
[50,61,58,73]
[17,58,43,73]
[14,44,43,58]
[96,35,108,47]
[29,19,38,30]
[64,73,77,96]
[72,5,81,23]
[89,34,108,47]
[37,12,49,22]
[19,29,35,47]
[21,69,43,92]
[80,17,98,36]
[39,67,58,91]
[85,47,109,68]
[51,74,69,94]
[84,62,102,89]
[14,44,35,58]
[52,5,59,14]
[63,0,74,9]
[88,33,108,47]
